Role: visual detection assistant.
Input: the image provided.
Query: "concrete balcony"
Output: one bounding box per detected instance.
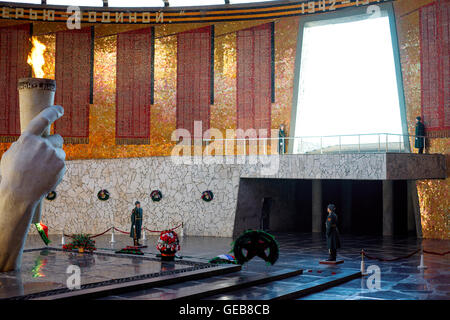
[238,153,447,181]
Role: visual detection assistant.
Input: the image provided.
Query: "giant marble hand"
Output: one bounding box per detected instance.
[0,105,66,271]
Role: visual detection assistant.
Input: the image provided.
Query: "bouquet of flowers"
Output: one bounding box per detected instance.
[156,230,180,254]
[62,233,96,253]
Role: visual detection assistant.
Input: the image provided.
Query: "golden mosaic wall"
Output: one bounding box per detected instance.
[0,0,448,239]
[394,0,449,240]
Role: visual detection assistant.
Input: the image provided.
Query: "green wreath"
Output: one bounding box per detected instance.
[201,190,214,202]
[45,191,57,201]
[115,247,144,255]
[150,190,162,202]
[97,189,110,201]
[232,230,279,266]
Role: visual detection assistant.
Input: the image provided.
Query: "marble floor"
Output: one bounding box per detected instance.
[0,247,211,299]
[17,232,450,300]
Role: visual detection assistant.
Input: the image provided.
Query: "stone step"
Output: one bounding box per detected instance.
[32,264,241,300]
[101,268,304,300]
[206,269,362,300]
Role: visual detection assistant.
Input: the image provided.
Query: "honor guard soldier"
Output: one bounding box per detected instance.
[130,201,143,246]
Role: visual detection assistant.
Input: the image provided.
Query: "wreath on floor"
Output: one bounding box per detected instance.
[209,254,237,265]
[62,234,96,253]
[115,246,144,255]
[201,190,214,202]
[97,189,110,201]
[45,191,57,201]
[150,190,162,202]
[232,230,279,266]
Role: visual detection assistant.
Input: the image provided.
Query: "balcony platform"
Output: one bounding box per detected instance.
[238,152,447,180]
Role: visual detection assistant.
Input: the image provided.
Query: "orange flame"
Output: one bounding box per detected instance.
[27,37,46,78]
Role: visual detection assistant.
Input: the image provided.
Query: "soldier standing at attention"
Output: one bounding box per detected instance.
[325,204,341,261]
[130,201,143,246]
[415,116,425,154]
[278,124,287,154]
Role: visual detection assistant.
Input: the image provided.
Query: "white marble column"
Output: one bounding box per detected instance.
[312,179,322,233]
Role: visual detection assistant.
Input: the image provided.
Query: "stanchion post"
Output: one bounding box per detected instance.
[61,232,65,245]
[143,227,146,241]
[361,249,368,276]
[417,246,427,270]
[110,227,116,243]
[180,222,184,238]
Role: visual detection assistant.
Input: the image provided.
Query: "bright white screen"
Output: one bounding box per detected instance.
[294,16,403,142]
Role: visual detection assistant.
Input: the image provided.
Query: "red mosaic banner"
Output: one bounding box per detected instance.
[236,23,272,135]
[0,24,30,142]
[116,27,153,145]
[54,27,92,144]
[420,0,450,135]
[176,26,212,140]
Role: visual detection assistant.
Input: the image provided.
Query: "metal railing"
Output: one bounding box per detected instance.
[197,133,425,155]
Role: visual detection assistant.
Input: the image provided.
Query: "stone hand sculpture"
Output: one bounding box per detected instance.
[0,105,66,272]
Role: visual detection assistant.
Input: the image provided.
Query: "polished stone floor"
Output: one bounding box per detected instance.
[0,247,208,299]
[17,232,450,300]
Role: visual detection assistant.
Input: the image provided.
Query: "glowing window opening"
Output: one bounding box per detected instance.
[293,13,404,153]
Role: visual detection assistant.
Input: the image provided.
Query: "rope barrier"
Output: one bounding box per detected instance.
[362,249,420,261]
[61,223,183,240]
[64,227,113,239]
[89,227,113,239]
[423,250,450,256]
[144,223,183,233]
[113,227,129,235]
[361,248,450,262]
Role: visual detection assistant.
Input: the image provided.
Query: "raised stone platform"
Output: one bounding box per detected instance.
[241,153,447,180]
[0,248,240,300]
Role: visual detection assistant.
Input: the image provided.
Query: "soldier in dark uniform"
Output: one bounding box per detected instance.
[325,204,341,261]
[415,116,425,154]
[130,201,143,246]
[278,124,287,154]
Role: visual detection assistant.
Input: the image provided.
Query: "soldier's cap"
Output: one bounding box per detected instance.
[327,204,336,211]
[135,201,140,205]
[416,116,421,120]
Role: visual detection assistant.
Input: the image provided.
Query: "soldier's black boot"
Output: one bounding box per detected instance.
[327,250,336,261]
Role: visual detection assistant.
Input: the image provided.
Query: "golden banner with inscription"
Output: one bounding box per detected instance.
[0,0,394,25]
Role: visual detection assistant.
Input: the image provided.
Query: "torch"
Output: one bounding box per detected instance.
[18,37,56,225]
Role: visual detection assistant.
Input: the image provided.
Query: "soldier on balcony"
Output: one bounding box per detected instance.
[415,116,425,154]
[278,124,287,154]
